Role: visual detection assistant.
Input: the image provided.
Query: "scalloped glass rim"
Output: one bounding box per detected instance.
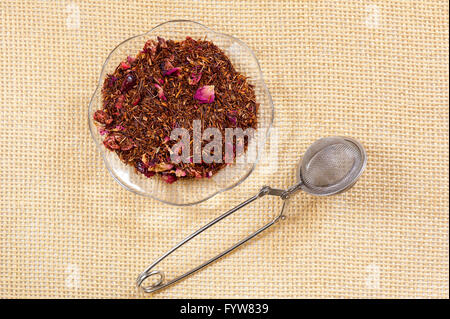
[88,20,274,206]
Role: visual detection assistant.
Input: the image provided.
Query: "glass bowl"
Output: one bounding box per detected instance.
[88,20,274,206]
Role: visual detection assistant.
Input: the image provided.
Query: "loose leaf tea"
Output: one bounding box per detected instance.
[94,36,258,183]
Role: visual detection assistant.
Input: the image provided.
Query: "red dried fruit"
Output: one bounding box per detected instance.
[93,110,113,125]
[121,73,136,92]
[103,132,134,151]
[103,134,120,150]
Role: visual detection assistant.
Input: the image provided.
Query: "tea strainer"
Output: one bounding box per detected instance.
[137,136,367,293]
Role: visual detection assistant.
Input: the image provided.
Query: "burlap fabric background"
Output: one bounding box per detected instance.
[0,0,448,298]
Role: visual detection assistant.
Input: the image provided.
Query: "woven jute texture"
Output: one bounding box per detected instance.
[0,0,448,299]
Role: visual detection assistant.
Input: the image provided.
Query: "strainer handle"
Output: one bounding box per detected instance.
[136,185,289,293]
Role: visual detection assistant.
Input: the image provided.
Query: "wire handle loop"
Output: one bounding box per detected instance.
[136,185,291,293]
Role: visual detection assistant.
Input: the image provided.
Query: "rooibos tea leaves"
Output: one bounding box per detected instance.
[93,36,258,183]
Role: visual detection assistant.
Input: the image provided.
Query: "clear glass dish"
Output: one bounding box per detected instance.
[88,20,274,206]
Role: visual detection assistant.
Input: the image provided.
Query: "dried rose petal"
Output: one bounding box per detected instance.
[194,85,215,103]
[188,72,202,85]
[161,173,177,184]
[164,67,181,76]
[175,168,187,177]
[154,84,167,101]
[163,136,170,143]
[156,78,164,85]
[93,110,113,125]
[127,56,136,64]
[114,125,125,131]
[120,62,130,70]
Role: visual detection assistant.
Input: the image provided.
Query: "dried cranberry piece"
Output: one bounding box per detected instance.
[103,135,120,150]
[121,73,136,92]
[93,110,113,125]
